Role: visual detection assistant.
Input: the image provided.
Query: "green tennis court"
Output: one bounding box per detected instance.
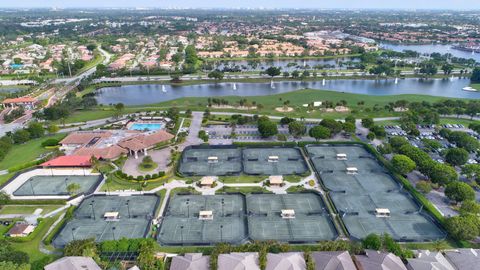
[179,147,242,176]
[13,175,102,196]
[53,195,159,247]
[243,147,308,175]
[307,144,446,241]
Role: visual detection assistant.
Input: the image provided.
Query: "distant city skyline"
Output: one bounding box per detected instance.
[1,0,479,10]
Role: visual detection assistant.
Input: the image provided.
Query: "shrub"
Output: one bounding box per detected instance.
[41,138,60,147]
[136,176,144,181]
[416,181,432,194]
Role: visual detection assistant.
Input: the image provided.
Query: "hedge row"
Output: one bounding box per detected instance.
[115,170,165,181]
[43,206,76,245]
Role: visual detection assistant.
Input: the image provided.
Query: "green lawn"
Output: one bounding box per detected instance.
[376,117,479,127]
[10,211,64,263]
[218,186,271,194]
[471,84,480,90]
[62,88,475,124]
[0,172,15,186]
[0,205,63,215]
[219,175,265,183]
[0,133,66,171]
[101,172,167,192]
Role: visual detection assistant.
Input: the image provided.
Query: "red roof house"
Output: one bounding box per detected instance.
[41,156,92,168]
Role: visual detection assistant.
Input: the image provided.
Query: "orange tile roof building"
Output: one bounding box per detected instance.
[60,130,174,160]
[2,97,37,110]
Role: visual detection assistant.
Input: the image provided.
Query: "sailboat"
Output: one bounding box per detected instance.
[303,60,307,67]
[322,79,326,86]
[270,80,275,89]
[472,50,475,55]
[233,83,237,90]
[162,85,167,93]
[394,78,398,84]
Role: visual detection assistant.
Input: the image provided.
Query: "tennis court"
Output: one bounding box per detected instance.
[13,175,102,196]
[158,194,248,245]
[243,147,308,175]
[179,147,242,176]
[53,195,159,248]
[246,193,337,242]
[306,144,446,241]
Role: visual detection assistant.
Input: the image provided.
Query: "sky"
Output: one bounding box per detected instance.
[1,0,479,10]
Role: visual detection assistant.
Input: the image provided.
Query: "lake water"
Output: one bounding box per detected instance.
[95,77,476,106]
[0,87,23,93]
[380,43,480,62]
[212,57,360,71]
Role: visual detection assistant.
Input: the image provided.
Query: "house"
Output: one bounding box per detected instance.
[41,155,92,168]
[218,252,260,270]
[44,256,102,270]
[444,249,480,270]
[2,97,37,110]
[355,250,407,270]
[7,223,35,237]
[170,253,210,270]
[407,250,455,270]
[311,251,356,270]
[266,252,306,270]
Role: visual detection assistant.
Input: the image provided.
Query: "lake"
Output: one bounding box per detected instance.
[95,77,476,106]
[380,43,480,62]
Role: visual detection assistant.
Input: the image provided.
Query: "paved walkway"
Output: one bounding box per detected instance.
[122,147,172,177]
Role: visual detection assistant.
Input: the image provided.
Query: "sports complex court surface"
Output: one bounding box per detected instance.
[53,195,159,247]
[243,148,308,175]
[178,146,308,176]
[306,144,446,241]
[158,193,337,245]
[179,147,242,176]
[13,175,102,196]
[246,193,337,242]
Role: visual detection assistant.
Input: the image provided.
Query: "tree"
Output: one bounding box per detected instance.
[370,125,386,138]
[137,240,157,270]
[208,70,224,81]
[113,103,124,119]
[320,118,343,134]
[0,191,10,205]
[445,148,469,166]
[198,130,209,142]
[391,155,416,175]
[12,129,30,144]
[46,124,59,135]
[462,164,480,183]
[265,66,281,78]
[86,44,97,51]
[361,118,374,129]
[471,67,480,83]
[345,115,356,124]
[460,200,480,215]
[366,132,376,140]
[427,163,458,185]
[67,183,81,195]
[26,122,44,139]
[416,181,432,194]
[441,64,454,75]
[445,182,475,203]
[280,117,295,126]
[342,122,356,134]
[309,126,331,141]
[389,136,409,151]
[257,118,278,138]
[362,234,381,250]
[64,238,98,257]
[445,215,479,241]
[0,261,30,270]
[288,121,306,138]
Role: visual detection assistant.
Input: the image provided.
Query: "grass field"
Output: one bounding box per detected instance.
[0,133,66,171]
[62,88,472,124]
[219,175,266,183]
[0,205,63,215]
[471,84,480,91]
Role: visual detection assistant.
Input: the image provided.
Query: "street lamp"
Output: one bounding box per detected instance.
[186,199,190,218]
[221,198,225,217]
[64,178,69,192]
[90,200,96,220]
[220,225,223,242]
[112,226,116,241]
[126,200,131,218]
[29,179,35,196]
[71,227,76,241]
[180,225,184,244]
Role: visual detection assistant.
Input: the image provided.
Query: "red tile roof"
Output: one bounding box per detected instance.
[2,97,36,104]
[41,155,92,167]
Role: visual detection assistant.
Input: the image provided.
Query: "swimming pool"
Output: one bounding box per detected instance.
[129,122,163,131]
